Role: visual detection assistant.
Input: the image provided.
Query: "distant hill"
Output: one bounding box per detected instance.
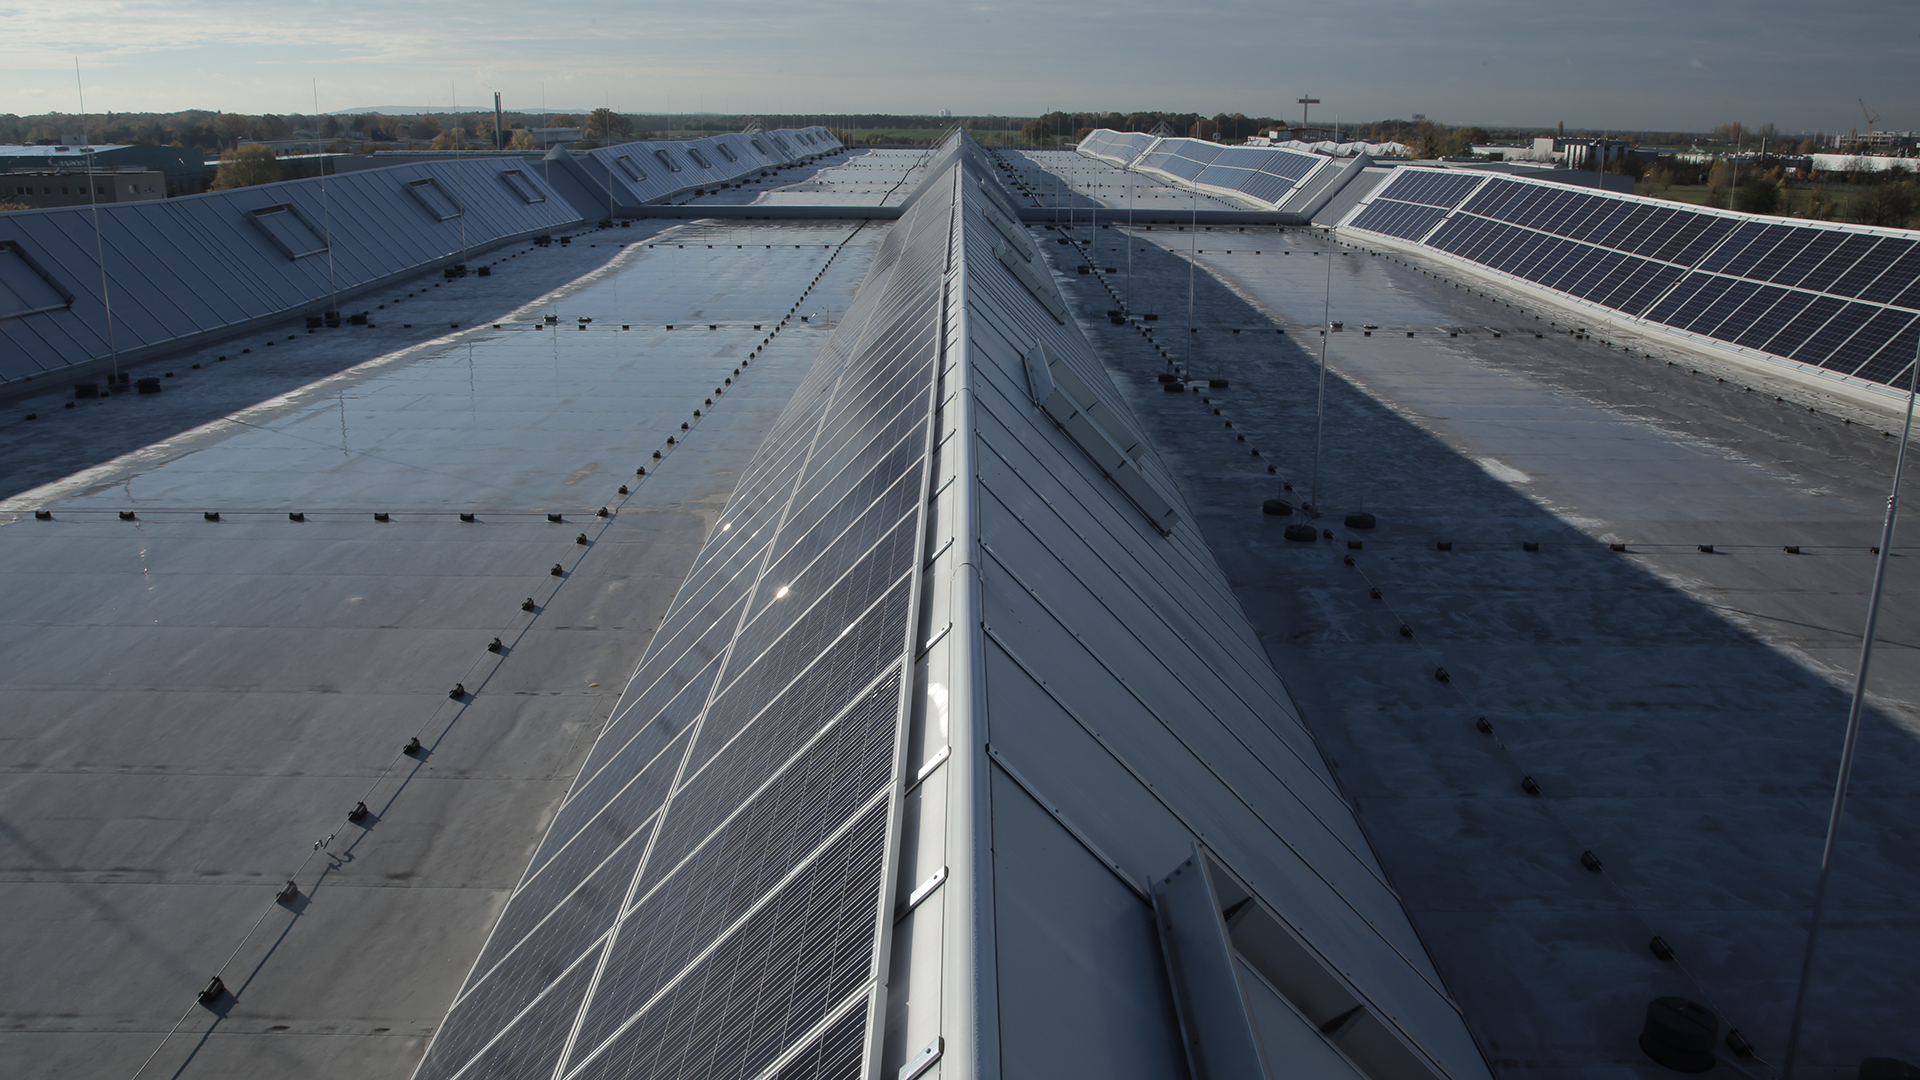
[329,106,715,117]
[330,106,597,116]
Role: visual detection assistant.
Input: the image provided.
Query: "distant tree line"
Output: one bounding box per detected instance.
[0,109,652,151]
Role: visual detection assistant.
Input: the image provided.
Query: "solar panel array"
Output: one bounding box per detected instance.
[1078,130,1157,167]
[1343,167,1920,391]
[0,128,842,386]
[409,140,961,1080]
[1079,130,1330,209]
[573,127,840,215]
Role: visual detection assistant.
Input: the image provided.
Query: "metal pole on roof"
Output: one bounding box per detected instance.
[1780,337,1920,1080]
[313,80,337,319]
[453,83,467,265]
[74,58,119,381]
[541,83,551,241]
[1308,234,1332,517]
[1729,132,1740,211]
[1186,168,1197,375]
[1126,158,1134,315]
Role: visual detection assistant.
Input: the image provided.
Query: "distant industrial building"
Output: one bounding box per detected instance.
[1854,129,1917,153]
[1812,152,1919,173]
[2,166,166,209]
[528,127,584,148]
[0,143,207,195]
[1469,137,1653,169]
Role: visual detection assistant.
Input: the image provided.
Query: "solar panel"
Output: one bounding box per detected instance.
[1256,150,1322,182]
[414,951,599,1080]
[1343,166,1920,393]
[1792,301,1879,366]
[767,1004,867,1080]
[1348,199,1446,241]
[1795,234,1880,293]
[565,801,890,1080]
[1237,170,1293,205]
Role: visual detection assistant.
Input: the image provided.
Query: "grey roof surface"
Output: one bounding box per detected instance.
[1031,200,1920,1074]
[0,220,678,500]
[5,121,1916,1080]
[0,217,886,1080]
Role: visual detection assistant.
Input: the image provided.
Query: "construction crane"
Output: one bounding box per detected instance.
[1860,98,1880,133]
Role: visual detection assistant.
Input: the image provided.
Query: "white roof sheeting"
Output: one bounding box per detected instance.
[562,127,844,214]
[1077,128,1374,220]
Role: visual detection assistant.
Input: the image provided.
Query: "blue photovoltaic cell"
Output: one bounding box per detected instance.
[769,1005,867,1080]
[1349,200,1446,242]
[1866,245,1920,305]
[1854,318,1920,385]
[1798,235,1883,294]
[1377,170,1483,210]
[1825,308,1916,374]
[1612,265,1684,315]
[1237,171,1293,205]
[1722,225,1798,279]
[1794,303,1880,367]
[415,953,598,1080]
[1697,222,1771,274]
[563,800,890,1080]
[1663,216,1737,267]
[1686,279,1761,336]
[1829,238,1910,299]
[1771,230,1846,288]
[1734,291,1812,350]
[1706,283,1784,337]
[1257,150,1321,182]
[1763,295,1846,358]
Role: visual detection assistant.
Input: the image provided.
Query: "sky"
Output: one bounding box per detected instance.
[2,0,1917,134]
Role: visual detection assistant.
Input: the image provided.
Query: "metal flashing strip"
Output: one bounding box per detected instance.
[405,176,463,220]
[913,745,950,784]
[497,168,547,203]
[245,203,330,259]
[996,243,1068,323]
[1022,341,1176,533]
[1154,848,1456,1080]
[898,1036,943,1080]
[904,866,948,912]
